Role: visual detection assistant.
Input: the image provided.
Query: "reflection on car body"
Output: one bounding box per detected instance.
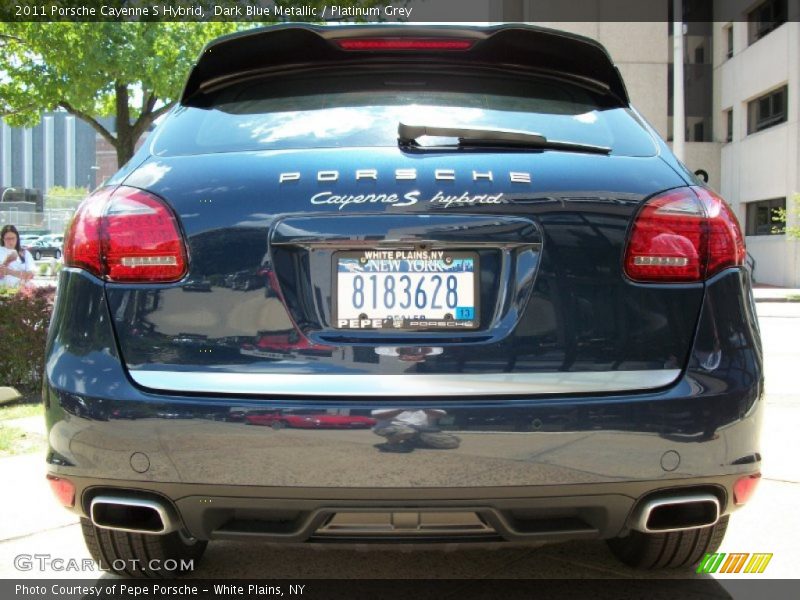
[245,410,376,430]
[182,278,212,292]
[240,330,334,359]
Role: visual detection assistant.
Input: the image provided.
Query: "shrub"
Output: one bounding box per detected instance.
[44,186,89,210]
[0,286,56,394]
[770,193,800,238]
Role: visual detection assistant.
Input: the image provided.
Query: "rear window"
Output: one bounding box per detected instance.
[153,69,657,157]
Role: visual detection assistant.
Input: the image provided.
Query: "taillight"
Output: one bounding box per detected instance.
[46,474,75,508]
[64,186,187,282]
[63,188,112,277]
[336,38,475,51]
[624,187,745,283]
[695,187,747,277]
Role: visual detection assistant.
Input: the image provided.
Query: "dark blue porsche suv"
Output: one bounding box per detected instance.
[44,24,763,577]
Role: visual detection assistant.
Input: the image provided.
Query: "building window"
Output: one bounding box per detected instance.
[745,198,786,236]
[694,45,705,64]
[725,109,733,142]
[747,0,787,45]
[747,86,788,134]
[725,24,733,58]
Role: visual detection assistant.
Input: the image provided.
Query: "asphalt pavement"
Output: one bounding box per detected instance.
[0,302,798,597]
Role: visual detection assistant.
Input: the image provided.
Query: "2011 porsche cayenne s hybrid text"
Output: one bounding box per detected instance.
[44,24,763,577]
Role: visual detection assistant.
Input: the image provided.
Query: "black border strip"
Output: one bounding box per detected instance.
[2,0,800,23]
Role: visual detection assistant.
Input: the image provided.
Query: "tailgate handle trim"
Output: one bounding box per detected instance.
[128,369,681,396]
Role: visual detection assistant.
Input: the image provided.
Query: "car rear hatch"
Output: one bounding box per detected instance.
[89,25,733,397]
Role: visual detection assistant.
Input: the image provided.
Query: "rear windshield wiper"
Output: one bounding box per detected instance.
[397,123,611,155]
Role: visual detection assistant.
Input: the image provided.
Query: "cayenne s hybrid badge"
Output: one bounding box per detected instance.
[309,190,507,210]
[280,169,530,210]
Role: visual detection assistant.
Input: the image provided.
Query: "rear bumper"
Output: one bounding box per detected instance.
[61,476,739,543]
[43,268,763,542]
[44,380,763,544]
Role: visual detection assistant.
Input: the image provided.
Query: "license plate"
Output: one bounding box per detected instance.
[334,250,478,330]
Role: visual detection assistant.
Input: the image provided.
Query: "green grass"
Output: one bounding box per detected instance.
[0,402,43,421]
[0,424,20,452]
[0,422,45,456]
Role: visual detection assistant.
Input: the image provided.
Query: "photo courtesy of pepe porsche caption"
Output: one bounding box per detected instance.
[35,21,766,580]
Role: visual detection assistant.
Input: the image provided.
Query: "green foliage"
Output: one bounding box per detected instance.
[771,194,800,239]
[45,186,88,209]
[0,1,392,167]
[0,402,42,421]
[0,286,56,394]
[0,19,242,165]
[0,20,238,126]
[0,424,23,454]
[45,197,83,209]
[0,422,45,456]
[35,261,63,277]
[46,186,88,198]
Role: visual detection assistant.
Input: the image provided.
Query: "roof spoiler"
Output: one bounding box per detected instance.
[180,24,629,104]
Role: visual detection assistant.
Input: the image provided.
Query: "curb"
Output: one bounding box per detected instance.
[755,298,800,303]
[0,387,22,405]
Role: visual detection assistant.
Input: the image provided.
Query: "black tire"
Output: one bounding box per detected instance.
[55,249,62,259]
[81,517,207,578]
[271,420,286,430]
[607,515,729,569]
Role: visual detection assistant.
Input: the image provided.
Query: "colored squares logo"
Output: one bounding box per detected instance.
[697,552,773,574]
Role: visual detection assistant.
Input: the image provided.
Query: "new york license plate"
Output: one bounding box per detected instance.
[334,250,478,330]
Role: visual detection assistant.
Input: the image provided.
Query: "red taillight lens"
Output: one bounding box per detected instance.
[733,473,761,505]
[63,188,113,278]
[64,186,187,283]
[695,187,747,277]
[336,38,474,51]
[46,474,75,508]
[103,189,187,282]
[624,187,745,283]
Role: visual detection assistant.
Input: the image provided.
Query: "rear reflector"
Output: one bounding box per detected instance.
[624,187,745,283]
[46,474,75,508]
[336,38,475,51]
[64,186,187,283]
[733,473,761,505]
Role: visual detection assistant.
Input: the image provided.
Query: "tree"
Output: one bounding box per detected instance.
[0,0,387,168]
[0,21,239,167]
[771,194,800,239]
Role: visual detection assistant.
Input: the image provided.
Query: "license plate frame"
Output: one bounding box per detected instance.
[332,250,480,331]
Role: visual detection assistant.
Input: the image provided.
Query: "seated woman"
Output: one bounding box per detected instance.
[0,225,36,289]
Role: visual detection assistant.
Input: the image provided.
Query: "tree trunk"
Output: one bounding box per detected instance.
[114,130,135,168]
[114,82,135,168]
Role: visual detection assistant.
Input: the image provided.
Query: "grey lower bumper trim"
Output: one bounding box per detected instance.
[128,369,680,396]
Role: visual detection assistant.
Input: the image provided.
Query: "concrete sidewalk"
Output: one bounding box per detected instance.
[753,286,800,302]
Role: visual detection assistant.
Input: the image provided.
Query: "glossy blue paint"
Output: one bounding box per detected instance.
[45,267,761,489]
[101,148,704,374]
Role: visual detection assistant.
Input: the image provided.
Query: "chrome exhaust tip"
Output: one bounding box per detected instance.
[631,493,720,533]
[90,496,178,535]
